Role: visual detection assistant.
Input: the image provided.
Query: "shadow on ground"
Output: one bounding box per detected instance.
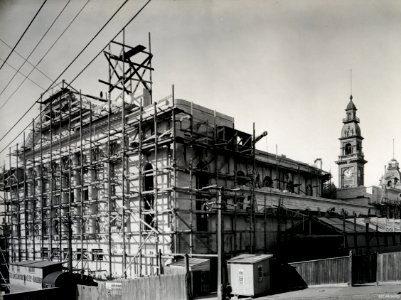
[260,258,308,297]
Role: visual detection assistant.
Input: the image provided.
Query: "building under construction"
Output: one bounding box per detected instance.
[0,39,372,280]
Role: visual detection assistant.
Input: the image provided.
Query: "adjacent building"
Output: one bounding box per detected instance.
[9,260,63,293]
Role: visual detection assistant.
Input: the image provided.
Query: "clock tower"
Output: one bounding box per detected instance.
[335,95,367,188]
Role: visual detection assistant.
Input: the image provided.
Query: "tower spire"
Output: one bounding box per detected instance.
[393,138,395,160]
[336,90,367,189]
[350,69,353,98]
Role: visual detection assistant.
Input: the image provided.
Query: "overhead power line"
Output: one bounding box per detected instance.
[0,0,152,153]
[0,0,71,103]
[0,0,90,111]
[41,0,131,95]
[0,58,45,90]
[70,0,152,85]
[0,37,52,82]
[0,0,48,72]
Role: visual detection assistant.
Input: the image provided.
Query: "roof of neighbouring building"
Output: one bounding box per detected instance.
[166,257,210,272]
[227,254,273,264]
[316,217,401,233]
[11,260,64,268]
[317,217,368,233]
[42,270,75,287]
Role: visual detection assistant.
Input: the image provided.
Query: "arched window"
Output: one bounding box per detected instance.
[255,174,261,188]
[287,181,294,193]
[262,176,273,188]
[237,170,248,186]
[344,143,352,155]
[196,162,209,231]
[143,163,154,228]
[306,184,313,196]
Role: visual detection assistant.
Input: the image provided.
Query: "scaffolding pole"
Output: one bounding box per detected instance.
[32,117,36,260]
[107,91,112,278]
[8,147,13,263]
[122,29,127,278]
[16,143,20,261]
[23,132,28,260]
[153,101,159,274]
[58,83,63,262]
[39,100,44,259]
[79,91,84,277]
[68,94,73,273]
[50,95,54,258]
[138,98,143,276]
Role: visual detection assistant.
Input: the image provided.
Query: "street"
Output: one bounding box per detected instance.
[195,283,401,300]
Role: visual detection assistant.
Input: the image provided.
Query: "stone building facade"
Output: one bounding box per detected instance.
[1,85,361,279]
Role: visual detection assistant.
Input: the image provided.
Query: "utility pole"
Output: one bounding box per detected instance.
[68,213,72,273]
[217,187,225,300]
[199,185,239,300]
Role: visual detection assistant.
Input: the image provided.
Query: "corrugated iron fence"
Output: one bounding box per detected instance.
[377,251,401,283]
[122,273,188,300]
[78,282,122,300]
[78,273,189,300]
[289,255,351,286]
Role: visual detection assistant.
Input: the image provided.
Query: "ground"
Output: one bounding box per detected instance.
[195,283,401,300]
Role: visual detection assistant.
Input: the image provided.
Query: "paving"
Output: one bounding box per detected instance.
[194,283,401,300]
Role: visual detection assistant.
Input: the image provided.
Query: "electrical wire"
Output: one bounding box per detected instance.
[0,58,45,90]
[0,0,71,103]
[0,0,91,112]
[70,0,152,85]
[0,37,52,82]
[0,0,93,151]
[45,0,131,92]
[0,0,152,152]
[0,0,48,72]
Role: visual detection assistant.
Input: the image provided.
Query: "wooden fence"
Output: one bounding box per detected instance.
[78,274,188,300]
[377,251,401,283]
[289,255,351,287]
[352,253,377,284]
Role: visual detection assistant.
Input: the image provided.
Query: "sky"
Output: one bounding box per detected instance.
[0,0,401,188]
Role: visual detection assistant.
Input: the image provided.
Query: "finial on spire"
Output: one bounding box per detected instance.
[350,94,353,101]
[393,138,395,160]
[350,69,353,97]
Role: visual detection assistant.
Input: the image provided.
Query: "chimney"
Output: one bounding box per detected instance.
[143,88,151,107]
[314,158,322,169]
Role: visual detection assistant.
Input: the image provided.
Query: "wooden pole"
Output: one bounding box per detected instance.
[217,187,225,300]
[184,253,190,299]
[348,250,352,286]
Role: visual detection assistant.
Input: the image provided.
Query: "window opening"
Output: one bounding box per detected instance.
[262,176,273,188]
[345,143,352,155]
[143,163,154,228]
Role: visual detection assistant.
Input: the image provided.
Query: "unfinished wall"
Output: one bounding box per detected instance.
[2,89,361,280]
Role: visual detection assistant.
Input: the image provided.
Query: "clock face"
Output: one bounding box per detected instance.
[344,168,353,178]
